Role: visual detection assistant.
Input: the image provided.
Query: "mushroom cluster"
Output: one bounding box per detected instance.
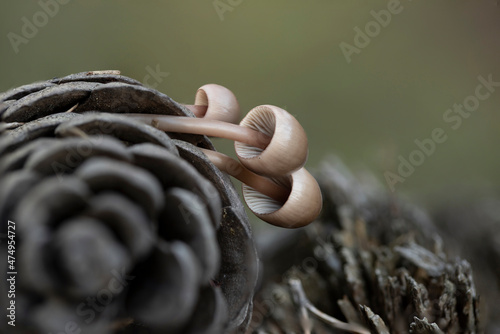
[0,71,262,333]
[124,88,322,228]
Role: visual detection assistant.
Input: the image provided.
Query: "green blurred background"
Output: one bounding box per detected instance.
[1,0,499,201]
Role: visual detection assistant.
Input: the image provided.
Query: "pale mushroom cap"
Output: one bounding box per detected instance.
[242,168,322,228]
[194,84,240,124]
[235,105,308,176]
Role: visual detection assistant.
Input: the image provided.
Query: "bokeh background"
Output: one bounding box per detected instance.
[1,0,499,202]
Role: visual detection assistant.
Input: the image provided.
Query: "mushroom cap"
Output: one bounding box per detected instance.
[235,105,308,176]
[194,84,240,124]
[242,168,322,228]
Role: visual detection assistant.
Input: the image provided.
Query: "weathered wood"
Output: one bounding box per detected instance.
[250,159,483,334]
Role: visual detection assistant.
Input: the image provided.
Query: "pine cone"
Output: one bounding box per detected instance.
[251,159,481,334]
[0,71,258,334]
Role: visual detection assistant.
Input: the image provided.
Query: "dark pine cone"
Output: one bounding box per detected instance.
[251,159,481,334]
[0,71,258,334]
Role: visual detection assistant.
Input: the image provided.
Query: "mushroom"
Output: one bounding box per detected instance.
[124,104,308,176]
[234,104,308,176]
[120,84,320,227]
[201,149,322,228]
[181,84,240,124]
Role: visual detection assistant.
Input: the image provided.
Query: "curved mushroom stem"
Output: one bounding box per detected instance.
[125,113,271,150]
[182,104,208,118]
[180,84,240,124]
[194,84,240,123]
[201,149,290,204]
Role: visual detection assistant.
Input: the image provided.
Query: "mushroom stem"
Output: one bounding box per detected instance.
[124,114,271,150]
[201,149,289,204]
[182,104,208,118]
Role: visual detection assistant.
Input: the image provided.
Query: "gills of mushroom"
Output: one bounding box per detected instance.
[202,149,322,228]
[235,105,309,177]
[242,168,322,228]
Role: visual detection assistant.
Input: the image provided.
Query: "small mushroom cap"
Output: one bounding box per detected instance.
[194,84,240,124]
[235,105,308,176]
[242,168,322,228]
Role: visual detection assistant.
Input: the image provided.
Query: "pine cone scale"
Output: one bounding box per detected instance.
[0,113,80,154]
[2,82,100,122]
[0,72,258,333]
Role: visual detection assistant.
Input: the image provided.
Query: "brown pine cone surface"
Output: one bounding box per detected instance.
[0,71,258,334]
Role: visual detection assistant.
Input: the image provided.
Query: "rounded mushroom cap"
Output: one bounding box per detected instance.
[195,84,240,124]
[235,105,308,176]
[242,168,322,228]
